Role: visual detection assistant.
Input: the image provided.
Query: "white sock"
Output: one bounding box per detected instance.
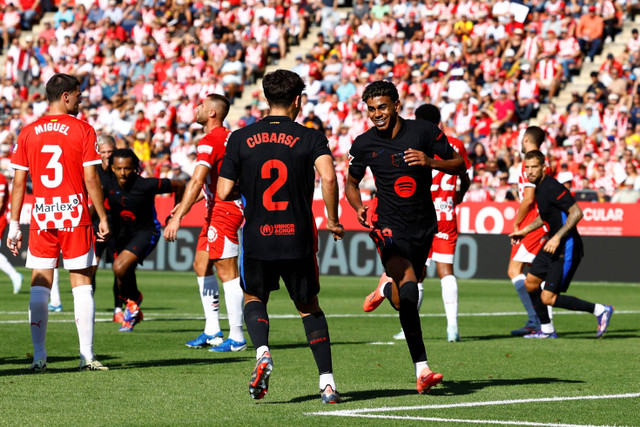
[29,286,50,361]
[512,274,538,323]
[198,276,220,336]
[440,275,458,329]
[49,268,61,307]
[417,282,424,310]
[593,303,605,316]
[415,361,429,378]
[319,373,336,391]
[222,277,245,342]
[0,252,20,281]
[72,285,95,361]
[541,281,553,320]
[256,345,270,360]
[541,322,555,334]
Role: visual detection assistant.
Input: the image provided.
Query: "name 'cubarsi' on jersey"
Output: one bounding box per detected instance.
[246,132,300,148]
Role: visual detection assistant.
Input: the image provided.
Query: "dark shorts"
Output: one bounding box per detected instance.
[114,229,160,265]
[93,221,115,263]
[529,237,583,294]
[241,256,320,304]
[369,228,433,278]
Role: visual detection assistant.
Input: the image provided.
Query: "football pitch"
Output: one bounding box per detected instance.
[1,269,639,426]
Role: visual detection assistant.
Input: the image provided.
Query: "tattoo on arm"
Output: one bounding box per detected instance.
[555,203,583,239]
[525,216,544,234]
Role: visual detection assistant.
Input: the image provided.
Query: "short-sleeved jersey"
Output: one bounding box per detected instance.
[219,115,332,260]
[100,173,172,238]
[10,114,101,230]
[196,126,243,214]
[349,118,455,240]
[431,136,470,235]
[535,175,582,250]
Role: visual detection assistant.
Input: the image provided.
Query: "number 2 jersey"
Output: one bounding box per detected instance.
[348,117,455,241]
[219,115,332,260]
[195,126,243,215]
[10,114,101,230]
[431,136,470,238]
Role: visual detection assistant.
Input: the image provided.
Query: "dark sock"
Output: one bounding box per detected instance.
[529,288,550,324]
[399,281,426,364]
[244,300,269,349]
[382,282,398,311]
[554,294,595,313]
[113,276,123,308]
[302,311,333,374]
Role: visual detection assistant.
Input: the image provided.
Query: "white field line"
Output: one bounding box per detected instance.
[1,310,639,324]
[307,392,640,426]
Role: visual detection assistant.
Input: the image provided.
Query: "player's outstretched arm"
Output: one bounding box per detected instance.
[543,202,583,254]
[315,154,344,240]
[85,165,110,243]
[509,215,544,245]
[7,169,27,255]
[345,172,372,230]
[404,148,465,176]
[164,165,207,242]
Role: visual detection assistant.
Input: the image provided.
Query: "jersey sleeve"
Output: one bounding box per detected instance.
[145,177,173,195]
[348,138,366,181]
[310,132,332,162]
[428,126,454,161]
[9,131,29,171]
[219,132,240,181]
[550,178,577,211]
[82,124,101,167]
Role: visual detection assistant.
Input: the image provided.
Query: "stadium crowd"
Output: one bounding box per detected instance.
[1,0,640,202]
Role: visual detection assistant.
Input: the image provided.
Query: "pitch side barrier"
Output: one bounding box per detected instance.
[6,198,638,282]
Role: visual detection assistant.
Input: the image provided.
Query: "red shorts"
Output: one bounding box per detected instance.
[26,225,96,270]
[0,215,6,248]
[427,229,457,265]
[510,226,547,264]
[196,208,243,260]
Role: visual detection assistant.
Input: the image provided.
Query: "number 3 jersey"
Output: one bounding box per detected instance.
[10,114,101,230]
[431,136,470,237]
[219,115,331,260]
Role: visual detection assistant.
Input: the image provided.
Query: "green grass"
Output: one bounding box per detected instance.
[1,269,639,426]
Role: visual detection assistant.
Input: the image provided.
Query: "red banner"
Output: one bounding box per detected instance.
[17,196,640,237]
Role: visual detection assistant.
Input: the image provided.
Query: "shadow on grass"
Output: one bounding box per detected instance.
[0,355,249,376]
[261,377,584,404]
[556,329,639,339]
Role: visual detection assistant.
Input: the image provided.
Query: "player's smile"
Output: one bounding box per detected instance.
[366,96,399,133]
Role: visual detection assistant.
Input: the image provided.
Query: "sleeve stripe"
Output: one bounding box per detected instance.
[83,159,102,167]
[196,160,212,169]
[9,163,29,171]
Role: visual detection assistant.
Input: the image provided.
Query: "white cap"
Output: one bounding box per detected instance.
[557,171,573,184]
[451,68,464,77]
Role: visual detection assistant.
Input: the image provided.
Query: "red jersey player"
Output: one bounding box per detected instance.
[8,73,110,372]
[164,93,246,352]
[508,126,550,336]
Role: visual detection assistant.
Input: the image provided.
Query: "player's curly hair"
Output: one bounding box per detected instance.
[362,80,399,103]
[262,69,306,108]
[46,73,80,103]
[415,104,441,124]
[110,148,142,174]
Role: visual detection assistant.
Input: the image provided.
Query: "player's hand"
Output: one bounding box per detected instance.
[404,148,432,167]
[356,205,373,229]
[96,219,110,243]
[508,229,526,245]
[543,235,560,254]
[7,221,22,256]
[164,216,180,242]
[326,219,345,241]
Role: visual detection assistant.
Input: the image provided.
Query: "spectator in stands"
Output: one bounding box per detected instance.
[576,5,604,62]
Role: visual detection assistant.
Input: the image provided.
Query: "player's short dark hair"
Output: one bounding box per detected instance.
[524,126,546,148]
[524,149,545,165]
[110,148,141,172]
[206,93,230,120]
[415,103,440,124]
[46,73,80,103]
[262,69,306,108]
[362,80,399,103]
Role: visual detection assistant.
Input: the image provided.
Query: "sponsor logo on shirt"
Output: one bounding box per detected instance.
[33,194,83,229]
[394,176,416,198]
[259,223,295,236]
